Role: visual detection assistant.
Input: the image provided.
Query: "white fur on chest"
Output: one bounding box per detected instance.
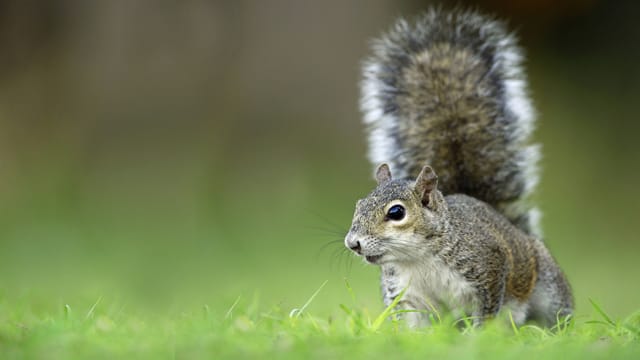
[387,257,476,313]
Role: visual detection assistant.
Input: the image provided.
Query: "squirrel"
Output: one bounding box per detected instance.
[344,8,573,328]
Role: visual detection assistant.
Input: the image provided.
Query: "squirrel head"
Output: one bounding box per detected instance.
[344,164,448,265]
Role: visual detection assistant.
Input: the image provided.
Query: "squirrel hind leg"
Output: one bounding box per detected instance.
[501,300,530,326]
[525,268,574,327]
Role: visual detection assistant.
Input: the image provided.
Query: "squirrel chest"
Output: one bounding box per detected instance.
[382,257,477,313]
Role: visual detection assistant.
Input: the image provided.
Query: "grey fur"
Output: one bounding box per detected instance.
[346,8,573,327]
[345,168,573,327]
[361,8,539,235]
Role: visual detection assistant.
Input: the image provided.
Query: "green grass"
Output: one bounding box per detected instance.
[1,283,639,359]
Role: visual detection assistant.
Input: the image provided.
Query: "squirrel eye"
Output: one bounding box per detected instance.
[386,204,405,221]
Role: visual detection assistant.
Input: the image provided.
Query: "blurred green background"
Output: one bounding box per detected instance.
[0,0,638,319]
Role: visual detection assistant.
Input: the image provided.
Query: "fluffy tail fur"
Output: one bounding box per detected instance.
[361,8,540,235]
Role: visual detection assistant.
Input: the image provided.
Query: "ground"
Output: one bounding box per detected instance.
[1,283,638,359]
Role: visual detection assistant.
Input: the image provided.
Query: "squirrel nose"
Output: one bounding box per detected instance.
[346,233,362,254]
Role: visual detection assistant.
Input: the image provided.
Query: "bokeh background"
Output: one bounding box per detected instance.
[0,0,638,319]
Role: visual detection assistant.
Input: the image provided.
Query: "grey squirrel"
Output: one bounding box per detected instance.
[344,8,573,327]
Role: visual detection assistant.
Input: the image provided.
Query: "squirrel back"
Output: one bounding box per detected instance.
[360,8,540,235]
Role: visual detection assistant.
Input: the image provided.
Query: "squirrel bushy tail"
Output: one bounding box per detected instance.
[361,8,540,235]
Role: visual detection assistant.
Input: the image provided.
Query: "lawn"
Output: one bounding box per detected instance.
[1,283,639,359]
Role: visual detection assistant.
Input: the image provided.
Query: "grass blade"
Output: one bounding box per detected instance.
[290,280,328,318]
[85,296,103,321]
[344,278,356,305]
[589,298,615,326]
[370,287,406,332]
[225,296,242,320]
[508,310,520,335]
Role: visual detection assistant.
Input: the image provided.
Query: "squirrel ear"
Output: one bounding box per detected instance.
[375,163,392,184]
[415,166,438,207]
